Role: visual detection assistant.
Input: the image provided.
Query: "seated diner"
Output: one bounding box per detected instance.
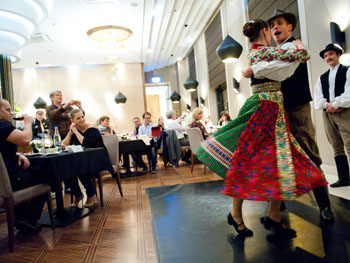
[62,109,105,207]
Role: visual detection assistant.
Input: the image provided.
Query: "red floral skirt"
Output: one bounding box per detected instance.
[222,93,327,200]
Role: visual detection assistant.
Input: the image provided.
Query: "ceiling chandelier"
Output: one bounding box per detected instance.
[87,25,132,49]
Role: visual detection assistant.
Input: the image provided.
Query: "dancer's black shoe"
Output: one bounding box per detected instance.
[227,212,253,237]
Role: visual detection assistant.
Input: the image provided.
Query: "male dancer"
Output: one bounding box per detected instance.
[242,9,334,222]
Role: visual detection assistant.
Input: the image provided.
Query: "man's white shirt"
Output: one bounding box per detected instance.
[314,64,350,109]
[164,118,186,140]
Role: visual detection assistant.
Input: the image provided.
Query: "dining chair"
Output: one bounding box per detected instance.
[99,135,123,207]
[187,127,206,175]
[0,153,55,252]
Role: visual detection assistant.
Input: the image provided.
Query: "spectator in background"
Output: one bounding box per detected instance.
[0,99,46,232]
[164,110,188,146]
[190,108,209,139]
[164,110,191,164]
[98,115,115,135]
[132,117,142,136]
[218,111,231,127]
[138,112,158,173]
[32,110,49,139]
[46,90,83,138]
[158,116,165,130]
[204,115,214,129]
[62,109,104,208]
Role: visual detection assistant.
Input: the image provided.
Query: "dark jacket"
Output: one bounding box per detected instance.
[32,118,49,138]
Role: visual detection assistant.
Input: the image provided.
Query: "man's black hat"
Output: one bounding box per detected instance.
[267,9,297,31]
[319,43,344,59]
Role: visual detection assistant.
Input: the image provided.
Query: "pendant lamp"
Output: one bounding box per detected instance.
[114,92,127,104]
[170,91,181,103]
[33,62,47,109]
[183,76,199,92]
[216,35,243,63]
[34,97,47,109]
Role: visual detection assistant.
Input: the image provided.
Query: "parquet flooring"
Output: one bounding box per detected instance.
[0,161,220,263]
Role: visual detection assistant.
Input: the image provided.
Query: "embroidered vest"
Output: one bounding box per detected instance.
[280,37,312,109]
[320,64,349,102]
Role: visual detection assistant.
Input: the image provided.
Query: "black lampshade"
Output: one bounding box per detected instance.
[330,22,346,51]
[170,91,181,103]
[183,76,199,92]
[33,97,47,109]
[114,92,127,104]
[216,35,243,63]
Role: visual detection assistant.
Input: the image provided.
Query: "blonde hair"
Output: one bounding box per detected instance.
[69,109,82,119]
[192,107,203,121]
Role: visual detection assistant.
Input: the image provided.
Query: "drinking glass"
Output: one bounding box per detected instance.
[43,133,53,148]
[11,111,24,121]
[35,140,44,153]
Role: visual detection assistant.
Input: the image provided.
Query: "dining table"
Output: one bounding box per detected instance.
[27,147,113,226]
[118,138,153,177]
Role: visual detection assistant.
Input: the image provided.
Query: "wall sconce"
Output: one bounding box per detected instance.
[170,91,181,103]
[216,35,243,63]
[183,76,199,92]
[233,78,240,93]
[114,92,127,104]
[330,22,346,51]
[187,104,191,111]
[200,97,205,104]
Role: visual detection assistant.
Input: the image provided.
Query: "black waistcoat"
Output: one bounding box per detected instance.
[281,37,312,109]
[320,64,349,102]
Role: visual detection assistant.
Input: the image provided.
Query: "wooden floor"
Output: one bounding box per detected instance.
[0,161,221,263]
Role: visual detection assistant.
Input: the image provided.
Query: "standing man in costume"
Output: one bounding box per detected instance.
[314,43,350,187]
[242,9,334,222]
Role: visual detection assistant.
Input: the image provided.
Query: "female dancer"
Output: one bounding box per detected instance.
[195,19,327,238]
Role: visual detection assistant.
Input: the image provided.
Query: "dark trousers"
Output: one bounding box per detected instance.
[122,153,148,172]
[66,175,95,198]
[10,169,47,220]
[286,103,330,208]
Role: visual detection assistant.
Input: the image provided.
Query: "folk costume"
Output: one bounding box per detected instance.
[195,45,327,201]
[314,43,350,187]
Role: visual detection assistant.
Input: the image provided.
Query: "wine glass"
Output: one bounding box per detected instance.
[35,140,44,153]
[11,111,24,121]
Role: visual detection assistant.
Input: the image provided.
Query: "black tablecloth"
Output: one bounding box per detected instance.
[119,140,152,154]
[28,147,113,192]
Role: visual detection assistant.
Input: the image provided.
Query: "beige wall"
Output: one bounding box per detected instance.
[298,0,350,165]
[221,0,251,119]
[194,33,216,123]
[12,63,146,133]
[177,58,191,115]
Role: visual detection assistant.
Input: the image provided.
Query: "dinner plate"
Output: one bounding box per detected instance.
[24,153,41,156]
[39,152,60,156]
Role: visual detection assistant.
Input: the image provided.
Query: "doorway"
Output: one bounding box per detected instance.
[145,84,171,124]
